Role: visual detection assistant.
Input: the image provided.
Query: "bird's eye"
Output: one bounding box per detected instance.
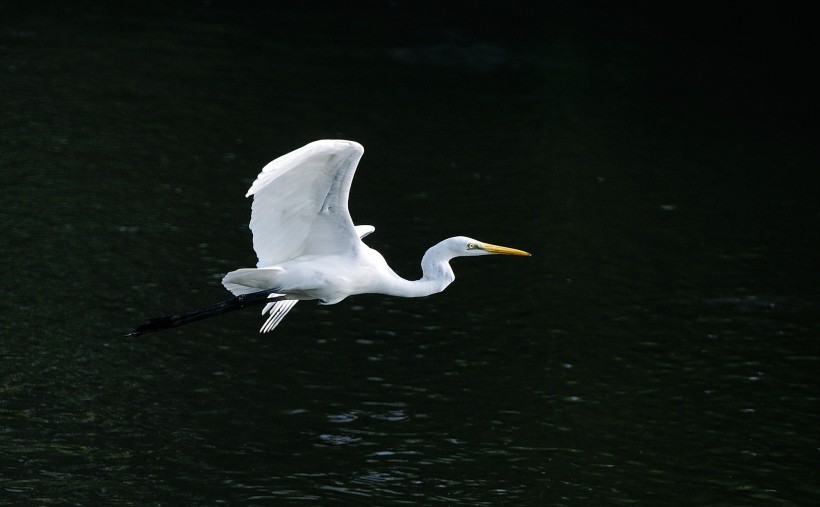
[467,243,478,250]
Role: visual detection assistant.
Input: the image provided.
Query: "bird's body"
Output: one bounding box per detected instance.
[225,250,398,303]
[129,140,529,336]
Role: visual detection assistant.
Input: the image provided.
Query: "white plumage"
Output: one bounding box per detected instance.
[217,139,530,333]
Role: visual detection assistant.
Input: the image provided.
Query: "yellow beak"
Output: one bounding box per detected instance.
[481,243,531,256]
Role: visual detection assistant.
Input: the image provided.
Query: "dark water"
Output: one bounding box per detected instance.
[2,3,818,505]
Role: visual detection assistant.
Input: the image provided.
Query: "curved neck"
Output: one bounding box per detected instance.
[382,241,456,298]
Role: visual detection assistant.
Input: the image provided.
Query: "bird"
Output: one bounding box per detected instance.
[128,140,530,336]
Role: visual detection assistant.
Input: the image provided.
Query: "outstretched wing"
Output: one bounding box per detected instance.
[246,140,365,267]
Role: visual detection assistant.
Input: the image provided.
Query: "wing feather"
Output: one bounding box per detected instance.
[252,222,376,333]
[246,140,365,267]
[260,298,298,333]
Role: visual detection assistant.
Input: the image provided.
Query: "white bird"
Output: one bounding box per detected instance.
[129,140,530,336]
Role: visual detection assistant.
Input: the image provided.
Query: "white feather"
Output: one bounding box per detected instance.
[246,140,364,267]
[260,298,298,333]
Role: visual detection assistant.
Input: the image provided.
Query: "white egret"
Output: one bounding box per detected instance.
[129,140,530,336]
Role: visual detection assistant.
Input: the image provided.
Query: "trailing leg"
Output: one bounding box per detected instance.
[127,289,283,336]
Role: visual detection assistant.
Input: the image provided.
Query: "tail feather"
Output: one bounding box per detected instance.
[222,267,283,296]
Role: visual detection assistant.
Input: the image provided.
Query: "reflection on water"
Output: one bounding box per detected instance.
[2,3,818,506]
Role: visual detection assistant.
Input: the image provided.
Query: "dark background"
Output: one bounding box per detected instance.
[1,1,818,504]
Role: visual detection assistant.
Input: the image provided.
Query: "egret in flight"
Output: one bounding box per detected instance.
[129,140,530,336]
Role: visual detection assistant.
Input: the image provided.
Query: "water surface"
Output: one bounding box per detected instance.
[1,3,818,505]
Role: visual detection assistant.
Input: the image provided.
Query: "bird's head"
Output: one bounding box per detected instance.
[448,236,531,258]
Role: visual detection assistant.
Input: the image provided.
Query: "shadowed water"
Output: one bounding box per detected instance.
[1,3,818,505]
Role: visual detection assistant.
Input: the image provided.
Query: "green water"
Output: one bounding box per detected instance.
[1,3,818,505]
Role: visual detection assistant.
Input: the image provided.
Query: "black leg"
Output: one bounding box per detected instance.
[127,289,283,336]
